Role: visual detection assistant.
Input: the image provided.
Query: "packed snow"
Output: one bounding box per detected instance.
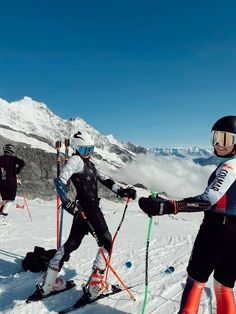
[1,192,232,314]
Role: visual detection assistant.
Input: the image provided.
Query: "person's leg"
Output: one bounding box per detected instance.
[39,217,88,295]
[0,184,16,216]
[179,217,224,313]
[0,200,13,223]
[1,200,13,215]
[214,279,236,314]
[213,222,236,314]
[85,207,112,299]
[0,200,7,215]
[178,276,205,314]
[0,198,3,213]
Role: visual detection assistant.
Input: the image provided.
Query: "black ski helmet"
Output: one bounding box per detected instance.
[3,144,15,156]
[211,116,236,158]
[211,115,236,134]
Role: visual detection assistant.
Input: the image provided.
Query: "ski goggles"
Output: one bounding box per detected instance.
[211,130,236,147]
[76,145,94,155]
[77,145,94,155]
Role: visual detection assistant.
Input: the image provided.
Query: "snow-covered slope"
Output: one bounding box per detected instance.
[0,194,229,314]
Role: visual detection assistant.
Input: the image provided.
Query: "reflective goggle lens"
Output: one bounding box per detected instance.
[77,145,94,155]
[211,131,236,147]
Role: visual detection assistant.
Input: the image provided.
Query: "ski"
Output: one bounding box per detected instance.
[26,280,76,303]
[58,284,132,314]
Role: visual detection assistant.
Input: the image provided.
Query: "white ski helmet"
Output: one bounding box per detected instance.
[71,131,95,155]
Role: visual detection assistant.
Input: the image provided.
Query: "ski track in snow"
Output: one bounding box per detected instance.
[0,198,233,313]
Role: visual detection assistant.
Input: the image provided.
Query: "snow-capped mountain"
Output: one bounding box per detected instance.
[150,146,212,159]
[0,97,136,170]
[0,97,144,199]
[0,96,213,163]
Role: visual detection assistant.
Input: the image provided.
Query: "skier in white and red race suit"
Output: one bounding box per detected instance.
[139,116,236,314]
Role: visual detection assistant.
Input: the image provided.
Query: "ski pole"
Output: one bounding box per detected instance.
[59,139,70,247]
[55,140,62,249]
[99,246,136,301]
[142,216,153,314]
[17,177,32,222]
[105,197,130,281]
[78,207,136,301]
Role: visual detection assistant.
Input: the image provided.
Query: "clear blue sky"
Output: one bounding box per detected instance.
[0,0,236,148]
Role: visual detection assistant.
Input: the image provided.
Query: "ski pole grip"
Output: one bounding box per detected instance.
[55,141,62,149]
[65,138,70,147]
[151,191,158,198]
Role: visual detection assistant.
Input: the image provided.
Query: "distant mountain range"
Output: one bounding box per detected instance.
[0,97,216,199]
[150,146,212,159]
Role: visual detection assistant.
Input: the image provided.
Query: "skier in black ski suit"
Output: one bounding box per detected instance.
[139,116,236,314]
[0,144,25,219]
[36,131,136,300]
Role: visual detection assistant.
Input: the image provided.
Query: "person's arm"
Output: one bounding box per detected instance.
[15,157,25,175]
[139,195,210,216]
[194,160,236,206]
[54,155,83,215]
[139,160,236,216]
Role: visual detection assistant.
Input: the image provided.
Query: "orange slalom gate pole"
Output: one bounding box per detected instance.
[17,177,32,222]
[55,140,62,249]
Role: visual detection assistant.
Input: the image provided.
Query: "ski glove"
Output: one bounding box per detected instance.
[139,196,211,216]
[117,187,137,200]
[138,197,177,216]
[62,199,80,216]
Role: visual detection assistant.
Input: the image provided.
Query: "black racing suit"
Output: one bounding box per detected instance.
[187,158,236,288]
[0,154,25,200]
[51,155,121,270]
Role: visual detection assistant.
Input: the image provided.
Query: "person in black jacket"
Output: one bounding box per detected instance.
[0,144,25,218]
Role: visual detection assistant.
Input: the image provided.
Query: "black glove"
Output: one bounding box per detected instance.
[62,199,80,216]
[117,187,137,200]
[138,197,177,216]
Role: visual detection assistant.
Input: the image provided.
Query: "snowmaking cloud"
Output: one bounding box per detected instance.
[113,154,215,199]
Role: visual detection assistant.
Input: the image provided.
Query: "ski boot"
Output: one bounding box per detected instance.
[84,267,110,300]
[27,267,67,302]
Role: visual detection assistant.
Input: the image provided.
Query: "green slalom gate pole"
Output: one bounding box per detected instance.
[142,191,157,314]
[142,216,153,314]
